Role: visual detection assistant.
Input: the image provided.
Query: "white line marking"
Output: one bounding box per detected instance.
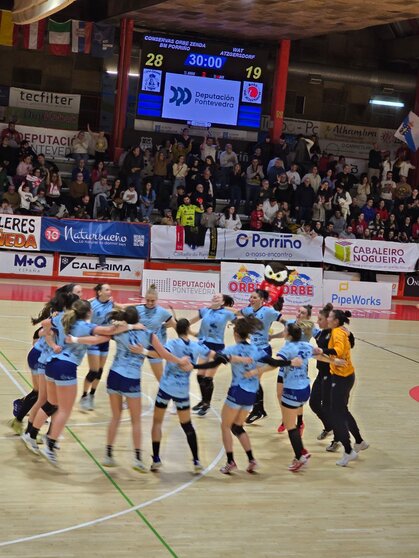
[68,394,155,426]
[0,360,225,548]
[0,336,31,345]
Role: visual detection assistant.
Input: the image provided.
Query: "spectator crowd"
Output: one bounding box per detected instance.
[0,122,418,243]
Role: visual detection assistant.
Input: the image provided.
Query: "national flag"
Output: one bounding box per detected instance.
[0,10,14,47]
[395,111,419,152]
[48,19,71,56]
[16,20,47,50]
[71,20,92,54]
[91,23,115,58]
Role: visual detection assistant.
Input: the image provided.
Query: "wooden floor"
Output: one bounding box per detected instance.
[0,283,418,558]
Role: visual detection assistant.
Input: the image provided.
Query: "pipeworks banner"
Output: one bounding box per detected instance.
[324,237,419,273]
[7,87,80,129]
[0,214,41,251]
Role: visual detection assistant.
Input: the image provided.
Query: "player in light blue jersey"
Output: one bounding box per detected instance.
[239,289,282,424]
[186,293,236,417]
[135,284,177,382]
[150,318,216,473]
[217,316,302,475]
[80,284,116,412]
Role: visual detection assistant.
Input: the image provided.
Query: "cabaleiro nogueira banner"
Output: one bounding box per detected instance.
[324,237,419,273]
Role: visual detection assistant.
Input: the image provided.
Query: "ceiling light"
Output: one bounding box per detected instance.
[369,99,404,108]
[106,70,140,77]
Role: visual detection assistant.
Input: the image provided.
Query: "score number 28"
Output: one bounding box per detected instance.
[145,53,164,67]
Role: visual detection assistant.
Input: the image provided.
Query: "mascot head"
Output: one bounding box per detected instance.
[263,262,291,286]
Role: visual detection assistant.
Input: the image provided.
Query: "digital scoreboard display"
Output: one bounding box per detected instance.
[137,34,268,130]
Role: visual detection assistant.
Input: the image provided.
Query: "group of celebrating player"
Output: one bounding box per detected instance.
[8,281,368,474]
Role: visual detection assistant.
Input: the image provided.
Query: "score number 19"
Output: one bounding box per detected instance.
[246,66,262,79]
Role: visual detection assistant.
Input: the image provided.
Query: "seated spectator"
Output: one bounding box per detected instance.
[355,174,371,207]
[398,231,410,243]
[87,124,108,162]
[91,161,108,185]
[267,158,286,186]
[361,198,376,223]
[387,230,398,242]
[297,222,317,239]
[0,137,18,176]
[363,228,372,240]
[313,220,326,237]
[93,187,111,220]
[72,159,90,183]
[245,158,264,214]
[2,183,20,211]
[229,163,245,211]
[73,194,91,219]
[273,174,294,206]
[18,182,37,214]
[123,184,139,222]
[302,165,321,193]
[172,155,189,194]
[170,185,187,213]
[385,213,398,237]
[16,155,33,180]
[394,203,407,228]
[199,167,215,200]
[160,208,175,226]
[71,131,89,164]
[26,168,44,194]
[368,213,384,238]
[1,121,23,147]
[186,157,201,192]
[31,188,49,215]
[250,202,264,231]
[312,195,326,225]
[92,176,110,197]
[376,200,389,222]
[218,205,242,231]
[317,151,330,175]
[257,178,274,205]
[329,209,346,236]
[411,216,419,241]
[322,168,335,190]
[140,180,156,222]
[407,187,419,209]
[176,195,203,226]
[69,173,89,208]
[324,222,338,237]
[379,171,396,210]
[203,155,217,179]
[286,163,301,189]
[280,200,292,222]
[272,209,289,233]
[142,148,154,180]
[394,176,412,204]
[0,198,13,214]
[295,177,316,223]
[0,162,9,194]
[352,213,368,238]
[262,197,279,229]
[200,206,219,229]
[333,183,352,220]
[336,164,357,191]
[399,216,412,238]
[109,178,124,221]
[45,171,62,206]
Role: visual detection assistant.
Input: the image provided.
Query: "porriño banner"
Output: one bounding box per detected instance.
[141,269,219,302]
[0,214,41,251]
[0,251,53,275]
[41,218,149,258]
[150,225,222,260]
[324,237,419,273]
[58,254,144,281]
[323,280,392,310]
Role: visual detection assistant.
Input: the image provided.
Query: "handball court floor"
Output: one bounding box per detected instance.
[0,279,418,558]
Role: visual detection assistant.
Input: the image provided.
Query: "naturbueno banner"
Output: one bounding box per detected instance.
[324,237,419,273]
[41,218,149,258]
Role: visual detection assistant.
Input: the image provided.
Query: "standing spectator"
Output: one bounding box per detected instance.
[0,162,9,195]
[18,182,37,214]
[200,168,215,201]
[123,184,139,222]
[303,165,321,194]
[352,213,368,237]
[3,184,20,211]
[176,127,193,149]
[411,216,419,241]
[245,158,264,214]
[368,143,382,181]
[87,124,108,162]
[140,180,156,222]
[257,178,273,204]
[274,134,290,166]
[176,195,203,226]
[361,199,376,223]
[191,183,212,209]
[0,137,18,176]
[393,156,415,181]
[250,202,264,231]
[394,176,412,204]
[294,177,316,223]
[160,208,175,226]
[312,195,326,225]
[71,131,89,164]
[122,146,143,194]
[219,143,238,188]
[262,198,279,229]
[46,171,62,206]
[286,163,301,189]
[172,139,192,162]
[379,170,396,211]
[294,136,313,175]
[267,158,285,186]
[1,121,23,147]
[394,203,407,229]
[385,214,398,238]
[272,209,289,233]
[273,174,294,207]
[172,155,189,193]
[200,206,219,230]
[332,184,352,221]
[153,151,170,211]
[200,135,218,162]
[16,155,33,181]
[141,148,154,180]
[336,164,357,191]
[322,168,335,190]
[229,163,245,211]
[355,174,371,208]
[381,152,393,179]
[218,205,242,230]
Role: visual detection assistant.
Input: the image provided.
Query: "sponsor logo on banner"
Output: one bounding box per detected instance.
[19,124,75,157]
[376,274,399,297]
[220,262,264,306]
[323,280,392,310]
[0,214,41,251]
[9,87,81,114]
[403,273,419,297]
[141,69,162,92]
[324,237,419,273]
[283,267,323,306]
[58,255,144,281]
[151,225,221,260]
[142,270,219,302]
[242,82,263,104]
[0,251,53,275]
[41,218,149,258]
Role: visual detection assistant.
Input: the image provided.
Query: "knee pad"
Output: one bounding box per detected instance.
[96,368,103,381]
[41,401,58,417]
[180,421,195,435]
[231,424,245,437]
[86,370,97,383]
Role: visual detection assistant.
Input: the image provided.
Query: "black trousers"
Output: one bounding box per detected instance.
[330,373,362,454]
[309,370,333,432]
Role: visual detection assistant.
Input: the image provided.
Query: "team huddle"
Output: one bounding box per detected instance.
[8,283,368,474]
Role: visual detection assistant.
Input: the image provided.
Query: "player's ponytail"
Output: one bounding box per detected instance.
[62,300,91,334]
[331,309,351,326]
[233,316,263,340]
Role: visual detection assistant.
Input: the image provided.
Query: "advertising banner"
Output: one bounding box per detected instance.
[0,214,41,251]
[323,280,392,310]
[324,237,419,273]
[0,251,53,275]
[376,273,399,297]
[141,270,219,302]
[223,230,323,262]
[19,124,75,157]
[403,273,419,298]
[150,225,222,260]
[220,262,323,307]
[41,218,149,258]
[5,106,78,130]
[58,255,144,281]
[9,87,81,114]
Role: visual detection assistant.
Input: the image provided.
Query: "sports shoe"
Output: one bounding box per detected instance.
[8,418,23,436]
[87,394,95,411]
[79,396,90,413]
[220,461,237,474]
[150,458,162,471]
[354,440,369,452]
[336,450,358,467]
[246,459,259,474]
[102,455,117,467]
[298,421,305,437]
[193,459,204,473]
[301,448,311,460]
[288,455,308,472]
[192,401,204,412]
[245,410,267,424]
[326,441,341,452]
[21,433,40,454]
[42,435,60,451]
[317,429,332,440]
[132,459,148,473]
[168,401,178,415]
[277,423,286,433]
[197,404,210,417]
[40,446,58,466]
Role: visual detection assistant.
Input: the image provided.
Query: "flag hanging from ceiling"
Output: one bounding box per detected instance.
[14,19,47,50]
[395,111,419,152]
[48,19,71,56]
[0,10,14,46]
[71,20,92,54]
[91,23,115,58]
